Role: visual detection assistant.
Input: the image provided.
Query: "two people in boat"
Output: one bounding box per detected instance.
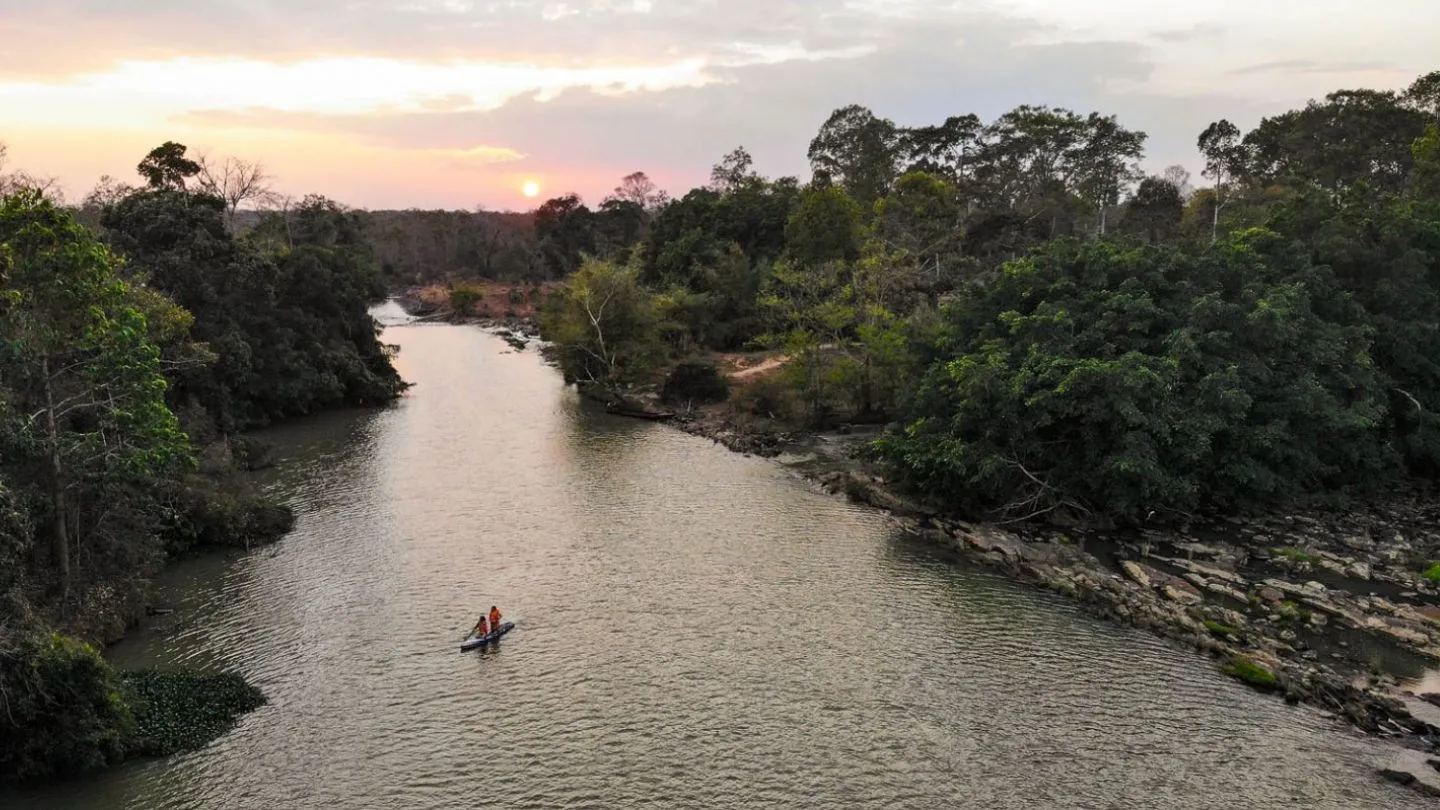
[472,605,503,639]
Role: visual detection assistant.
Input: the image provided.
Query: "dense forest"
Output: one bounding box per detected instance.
[0,142,404,781]
[535,70,1440,525]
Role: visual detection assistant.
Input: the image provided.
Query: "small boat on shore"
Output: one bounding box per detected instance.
[460,621,515,651]
[605,402,676,421]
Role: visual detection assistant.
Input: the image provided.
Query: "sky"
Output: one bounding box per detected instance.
[0,0,1435,211]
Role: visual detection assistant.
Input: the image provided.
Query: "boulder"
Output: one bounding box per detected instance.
[1121,560,1154,588]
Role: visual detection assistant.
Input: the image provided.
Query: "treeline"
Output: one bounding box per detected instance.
[0,141,404,781]
[538,70,1440,524]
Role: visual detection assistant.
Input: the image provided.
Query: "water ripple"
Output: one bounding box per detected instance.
[4,317,1427,810]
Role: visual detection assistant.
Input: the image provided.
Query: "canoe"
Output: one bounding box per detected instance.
[460,621,514,651]
[605,403,676,421]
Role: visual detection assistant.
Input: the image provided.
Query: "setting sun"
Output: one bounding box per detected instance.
[522,180,540,198]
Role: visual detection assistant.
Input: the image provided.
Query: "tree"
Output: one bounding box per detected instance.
[710,147,758,193]
[136,142,200,191]
[1242,89,1425,195]
[195,153,277,232]
[1123,177,1185,243]
[538,258,665,392]
[1072,113,1147,235]
[607,171,668,211]
[873,171,963,285]
[533,194,596,277]
[1161,165,1194,199]
[1406,70,1440,124]
[900,115,984,191]
[0,190,191,600]
[1414,124,1440,200]
[785,184,863,266]
[807,105,902,207]
[1197,119,1246,241]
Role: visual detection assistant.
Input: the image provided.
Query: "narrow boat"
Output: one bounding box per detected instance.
[460,621,514,651]
[604,402,676,421]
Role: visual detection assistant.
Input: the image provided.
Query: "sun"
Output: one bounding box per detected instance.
[522,180,540,198]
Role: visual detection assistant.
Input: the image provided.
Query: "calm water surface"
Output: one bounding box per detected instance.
[7,301,1426,809]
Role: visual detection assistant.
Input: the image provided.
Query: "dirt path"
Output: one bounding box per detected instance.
[728,355,789,379]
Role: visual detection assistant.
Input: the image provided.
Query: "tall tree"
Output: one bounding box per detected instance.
[1072,112,1147,235]
[0,190,191,600]
[1197,119,1246,241]
[195,153,277,232]
[533,194,597,277]
[607,171,668,211]
[807,105,902,207]
[136,142,200,192]
[710,147,759,193]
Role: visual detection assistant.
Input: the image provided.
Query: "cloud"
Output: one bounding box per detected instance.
[1229,59,1395,77]
[1149,23,1227,43]
[3,0,1435,208]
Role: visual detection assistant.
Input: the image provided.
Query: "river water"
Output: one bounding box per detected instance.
[7,301,1427,809]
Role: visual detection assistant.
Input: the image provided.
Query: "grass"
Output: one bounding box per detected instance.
[1423,561,1440,585]
[1223,656,1279,691]
[1204,619,1238,637]
[1273,546,1320,564]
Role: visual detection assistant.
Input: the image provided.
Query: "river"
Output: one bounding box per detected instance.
[6,301,1427,809]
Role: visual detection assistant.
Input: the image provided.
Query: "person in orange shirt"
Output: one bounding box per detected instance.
[488,606,503,631]
[472,615,490,639]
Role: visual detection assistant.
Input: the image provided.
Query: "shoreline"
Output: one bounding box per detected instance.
[665,399,1440,795]
[403,297,1440,795]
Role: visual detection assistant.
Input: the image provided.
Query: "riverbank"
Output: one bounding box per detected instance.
[401,297,1440,795]
[663,385,1440,795]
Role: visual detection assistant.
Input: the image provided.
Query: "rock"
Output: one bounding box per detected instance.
[1303,580,1328,595]
[1379,768,1417,787]
[1121,560,1153,588]
[1342,534,1378,552]
[1259,587,1284,603]
[1346,562,1373,580]
[1162,583,1204,605]
[1172,541,1226,559]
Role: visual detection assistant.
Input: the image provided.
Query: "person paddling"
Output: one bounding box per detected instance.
[472,615,490,639]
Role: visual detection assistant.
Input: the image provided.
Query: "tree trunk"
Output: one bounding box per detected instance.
[40,355,70,601]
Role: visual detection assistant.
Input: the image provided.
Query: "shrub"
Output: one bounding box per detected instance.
[1423,561,1440,585]
[0,634,133,782]
[661,361,730,405]
[731,374,792,420]
[448,283,485,315]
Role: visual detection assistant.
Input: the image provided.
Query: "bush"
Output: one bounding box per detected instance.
[448,282,485,315]
[731,375,792,420]
[0,634,133,782]
[661,361,730,404]
[1423,562,1440,585]
[507,288,525,306]
[121,670,266,758]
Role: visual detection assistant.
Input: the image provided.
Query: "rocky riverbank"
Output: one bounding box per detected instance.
[663,400,1440,796]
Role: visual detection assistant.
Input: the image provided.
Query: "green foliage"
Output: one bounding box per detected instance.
[1203,619,1238,637]
[879,234,1396,521]
[1422,562,1440,585]
[0,633,133,782]
[449,282,485,315]
[1415,124,1440,200]
[121,669,266,759]
[1273,547,1320,564]
[786,185,863,266]
[102,185,403,432]
[538,258,666,391]
[1223,656,1278,691]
